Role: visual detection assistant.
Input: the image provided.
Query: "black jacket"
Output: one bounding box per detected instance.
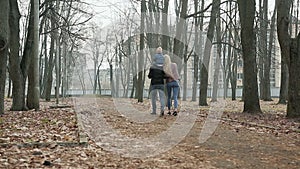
[148,65,165,85]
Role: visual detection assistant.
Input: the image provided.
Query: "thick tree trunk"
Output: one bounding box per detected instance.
[287,36,300,118]
[277,0,298,117]
[9,0,27,111]
[277,0,292,105]
[238,0,262,113]
[199,0,219,106]
[0,0,9,114]
[27,0,40,110]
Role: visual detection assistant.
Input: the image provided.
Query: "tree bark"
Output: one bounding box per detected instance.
[161,0,170,51]
[287,36,300,118]
[27,0,40,110]
[260,0,272,101]
[173,0,188,71]
[199,0,219,106]
[237,0,262,113]
[264,2,277,101]
[0,0,9,114]
[9,0,27,111]
[191,0,199,102]
[277,0,292,105]
[137,0,146,102]
[276,0,300,117]
[278,60,288,104]
[211,10,221,102]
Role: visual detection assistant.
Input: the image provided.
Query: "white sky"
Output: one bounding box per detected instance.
[83,0,132,27]
[83,0,276,26]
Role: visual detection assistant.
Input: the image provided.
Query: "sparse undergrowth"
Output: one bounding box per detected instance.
[0,98,299,168]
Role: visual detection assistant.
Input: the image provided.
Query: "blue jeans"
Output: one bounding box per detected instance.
[167,80,179,110]
[150,85,165,113]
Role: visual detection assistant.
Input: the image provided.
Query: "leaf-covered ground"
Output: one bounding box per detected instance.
[0,97,299,168]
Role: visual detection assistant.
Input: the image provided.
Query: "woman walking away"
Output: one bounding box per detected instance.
[164,54,180,116]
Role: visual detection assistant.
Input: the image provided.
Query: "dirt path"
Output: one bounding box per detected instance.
[0,97,299,168]
[75,97,300,169]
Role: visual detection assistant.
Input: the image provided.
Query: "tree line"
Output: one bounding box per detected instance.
[0,0,299,118]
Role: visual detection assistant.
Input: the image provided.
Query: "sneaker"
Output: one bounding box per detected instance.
[151,112,156,115]
[167,111,171,115]
[172,111,177,116]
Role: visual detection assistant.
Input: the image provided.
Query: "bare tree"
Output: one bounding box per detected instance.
[173,0,188,71]
[162,0,170,51]
[26,0,40,110]
[199,0,220,106]
[277,0,300,118]
[211,6,222,102]
[137,0,146,102]
[191,0,201,102]
[258,0,272,101]
[237,0,262,113]
[9,0,27,110]
[0,0,9,114]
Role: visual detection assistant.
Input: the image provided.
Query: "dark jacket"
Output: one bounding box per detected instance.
[148,65,165,85]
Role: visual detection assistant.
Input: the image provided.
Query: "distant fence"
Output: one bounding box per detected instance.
[67,87,281,98]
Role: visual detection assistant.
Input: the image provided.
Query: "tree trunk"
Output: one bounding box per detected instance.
[231,49,238,101]
[199,0,219,106]
[109,64,115,97]
[27,0,40,110]
[7,77,11,98]
[211,11,221,102]
[41,22,49,98]
[0,0,9,114]
[287,36,300,118]
[261,0,272,101]
[173,0,188,71]
[137,0,146,102]
[191,0,199,102]
[55,30,60,104]
[162,0,170,51]
[9,0,27,111]
[278,60,288,104]
[237,0,262,113]
[276,0,299,117]
[44,10,57,101]
[183,50,187,101]
[230,3,239,101]
[277,0,292,105]
[264,3,277,101]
